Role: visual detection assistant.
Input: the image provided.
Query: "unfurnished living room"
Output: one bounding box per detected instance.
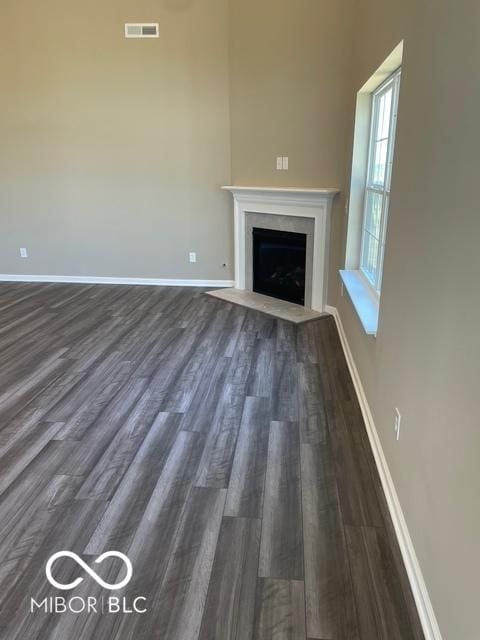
[0,1,478,639]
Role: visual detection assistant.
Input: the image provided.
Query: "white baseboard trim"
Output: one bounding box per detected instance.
[325,304,443,640]
[0,274,235,288]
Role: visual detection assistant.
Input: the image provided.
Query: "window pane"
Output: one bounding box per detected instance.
[376,93,385,139]
[361,232,379,286]
[364,191,383,239]
[377,88,392,140]
[372,139,388,185]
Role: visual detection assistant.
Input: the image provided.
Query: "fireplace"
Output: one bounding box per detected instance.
[222,186,339,311]
[252,227,307,305]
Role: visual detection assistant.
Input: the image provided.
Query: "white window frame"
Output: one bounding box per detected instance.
[360,67,401,295]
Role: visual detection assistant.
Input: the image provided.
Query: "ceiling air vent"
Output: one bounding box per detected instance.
[125,23,159,39]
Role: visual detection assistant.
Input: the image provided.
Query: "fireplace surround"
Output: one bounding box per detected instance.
[222,186,339,311]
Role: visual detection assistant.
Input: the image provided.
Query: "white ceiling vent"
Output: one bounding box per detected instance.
[125,23,159,39]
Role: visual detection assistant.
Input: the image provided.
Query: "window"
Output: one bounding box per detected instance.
[360,68,401,294]
[342,44,403,335]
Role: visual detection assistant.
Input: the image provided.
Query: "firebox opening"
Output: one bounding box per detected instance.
[252,227,307,306]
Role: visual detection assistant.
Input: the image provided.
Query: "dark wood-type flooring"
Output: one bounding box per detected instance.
[0,283,424,640]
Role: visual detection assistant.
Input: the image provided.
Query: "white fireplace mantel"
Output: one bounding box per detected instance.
[222,186,340,312]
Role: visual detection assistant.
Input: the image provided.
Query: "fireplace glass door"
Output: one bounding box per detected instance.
[252,227,307,305]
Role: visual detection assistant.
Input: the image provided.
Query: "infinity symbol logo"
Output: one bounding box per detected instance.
[46,551,133,591]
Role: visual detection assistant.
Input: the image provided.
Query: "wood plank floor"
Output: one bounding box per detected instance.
[0,282,424,640]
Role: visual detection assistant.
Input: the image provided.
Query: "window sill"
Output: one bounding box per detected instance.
[339,270,379,336]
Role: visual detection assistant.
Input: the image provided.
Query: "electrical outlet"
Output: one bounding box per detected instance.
[276,157,283,171]
[189,252,197,263]
[394,408,401,441]
[20,248,28,258]
[282,156,289,171]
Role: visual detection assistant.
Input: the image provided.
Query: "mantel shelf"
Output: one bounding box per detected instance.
[222,185,340,197]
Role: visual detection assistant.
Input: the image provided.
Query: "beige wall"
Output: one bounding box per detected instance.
[0,0,232,280]
[0,0,355,291]
[229,0,355,302]
[337,1,480,638]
